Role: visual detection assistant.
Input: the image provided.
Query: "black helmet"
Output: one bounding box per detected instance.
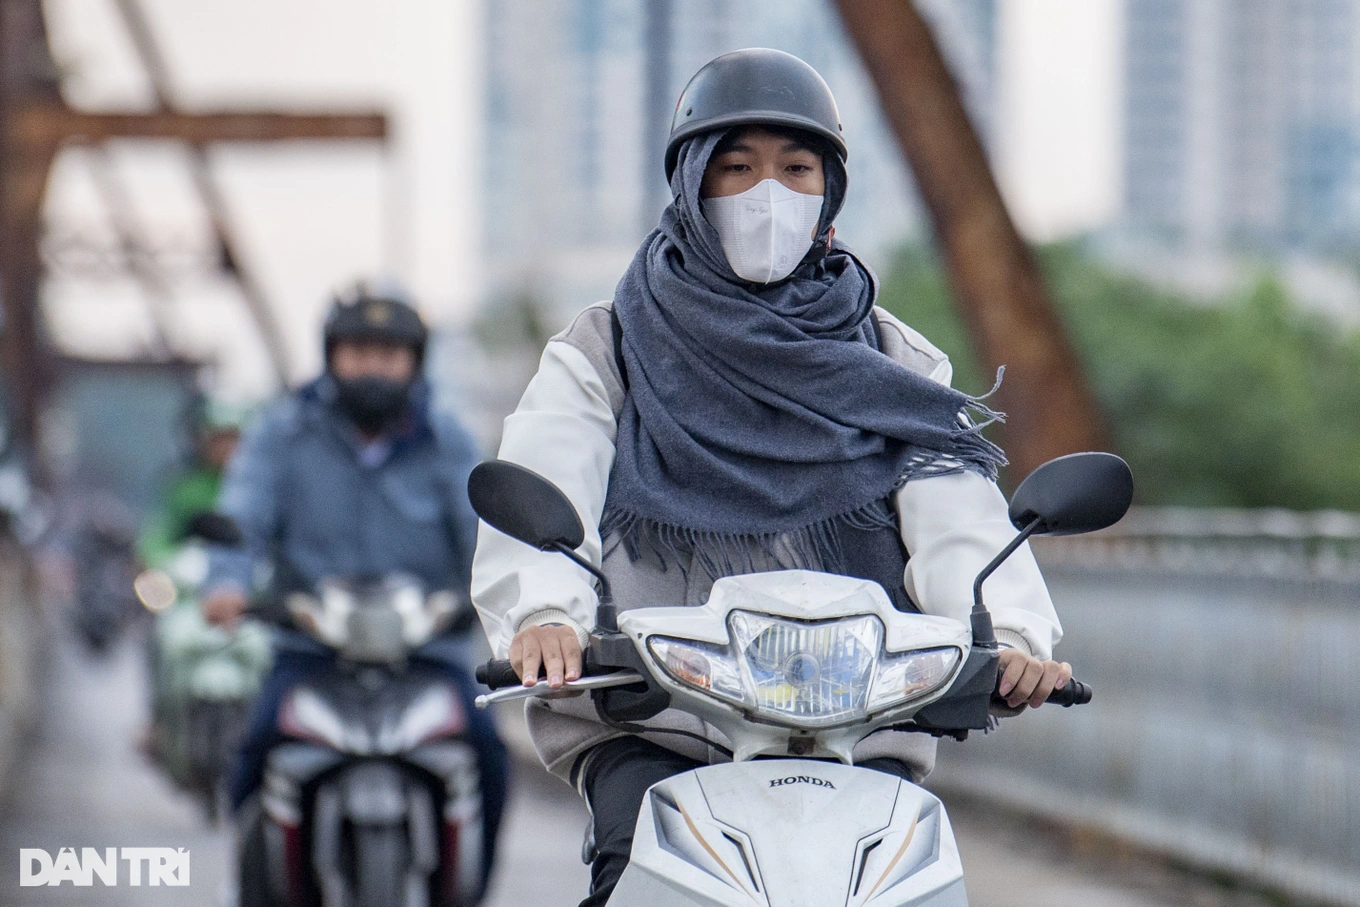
[665,48,847,180]
[323,279,428,365]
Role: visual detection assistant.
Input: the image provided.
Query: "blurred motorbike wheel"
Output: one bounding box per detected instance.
[355,824,410,907]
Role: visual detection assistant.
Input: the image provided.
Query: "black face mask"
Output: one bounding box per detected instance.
[333,375,412,434]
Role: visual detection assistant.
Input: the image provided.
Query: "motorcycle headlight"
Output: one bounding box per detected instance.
[866,646,961,713]
[647,637,746,703]
[730,611,882,727]
[134,569,177,612]
[649,612,964,729]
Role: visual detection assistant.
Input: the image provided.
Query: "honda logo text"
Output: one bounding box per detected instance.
[769,775,835,790]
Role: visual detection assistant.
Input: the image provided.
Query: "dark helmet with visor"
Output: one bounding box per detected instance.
[665,48,847,180]
[323,279,428,366]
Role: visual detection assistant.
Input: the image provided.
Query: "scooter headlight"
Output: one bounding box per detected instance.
[867,646,961,712]
[651,612,883,728]
[649,612,964,728]
[730,611,882,727]
[647,637,746,703]
[134,569,177,612]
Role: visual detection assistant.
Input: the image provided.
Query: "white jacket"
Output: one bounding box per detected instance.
[471,302,1061,782]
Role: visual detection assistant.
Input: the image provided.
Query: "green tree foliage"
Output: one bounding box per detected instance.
[875,243,1360,510]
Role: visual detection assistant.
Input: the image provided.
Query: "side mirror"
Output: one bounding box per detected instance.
[971,451,1134,638]
[467,460,618,631]
[1008,451,1134,537]
[467,461,585,551]
[182,511,245,548]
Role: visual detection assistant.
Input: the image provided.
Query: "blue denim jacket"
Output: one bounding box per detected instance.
[206,375,481,610]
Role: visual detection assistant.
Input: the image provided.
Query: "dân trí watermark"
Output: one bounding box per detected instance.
[19,847,190,887]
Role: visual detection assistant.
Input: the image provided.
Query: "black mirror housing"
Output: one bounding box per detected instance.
[1008,452,1134,537]
[467,460,586,551]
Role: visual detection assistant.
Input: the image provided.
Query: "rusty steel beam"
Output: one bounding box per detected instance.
[2,0,390,452]
[0,145,57,450]
[833,0,1109,479]
[2,100,386,394]
[111,0,392,387]
[8,104,387,147]
[0,0,62,450]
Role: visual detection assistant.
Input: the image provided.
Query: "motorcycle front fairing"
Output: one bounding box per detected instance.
[266,664,484,905]
[608,760,967,907]
[597,570,977,907]
[278,664,468,756]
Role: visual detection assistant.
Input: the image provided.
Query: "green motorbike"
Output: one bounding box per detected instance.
[141,531,272,822]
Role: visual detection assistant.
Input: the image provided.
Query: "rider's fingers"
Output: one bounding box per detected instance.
[1029,661,1065,709]
[1007,660,1044,709]
[539,634,566,688]
[560,629,583,681]
[518,634,542,687]
[997,652,1028,697]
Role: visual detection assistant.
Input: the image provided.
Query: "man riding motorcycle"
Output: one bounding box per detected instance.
[471,49,1072,907]
[202,280,507,894]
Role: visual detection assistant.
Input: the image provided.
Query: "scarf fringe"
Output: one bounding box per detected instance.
[600,505,875,584]
[601,442,1005,583]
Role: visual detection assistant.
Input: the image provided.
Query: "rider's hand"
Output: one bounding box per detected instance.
[509,623,583,689]
[996,647,1072,711]
[202,589,249,629]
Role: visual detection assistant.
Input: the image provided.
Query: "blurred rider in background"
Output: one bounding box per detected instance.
[138,398,246,569]
[201,280,507,887]
[138,398,249,760]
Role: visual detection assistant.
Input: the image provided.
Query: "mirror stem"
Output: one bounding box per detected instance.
[548,543,617,632]
[971,516,1042,617]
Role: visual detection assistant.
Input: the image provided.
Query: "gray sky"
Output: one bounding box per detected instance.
[996,0,1123,240]
[40,0,1121,396]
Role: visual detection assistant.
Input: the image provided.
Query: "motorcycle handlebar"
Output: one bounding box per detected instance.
[476,659,524,690]
[1044,678,1093,707]
[476,656,624,691]
[479,655,1092,707]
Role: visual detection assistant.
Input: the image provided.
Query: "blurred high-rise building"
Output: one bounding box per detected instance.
[481,0,999,323]
[1123,0,1360,252]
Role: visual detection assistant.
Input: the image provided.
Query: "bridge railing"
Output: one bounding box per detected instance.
[926,506,1360,907]
[1034,505,1360,579]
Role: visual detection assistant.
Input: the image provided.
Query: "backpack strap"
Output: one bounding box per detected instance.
[611,304,630,394]
[870,305,885,350]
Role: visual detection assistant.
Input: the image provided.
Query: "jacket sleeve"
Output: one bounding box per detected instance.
[893,359,1063,660]
[204,407,287,597]
[470,340,617,657]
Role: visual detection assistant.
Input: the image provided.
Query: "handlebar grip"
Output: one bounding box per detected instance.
[1046,678,1092,707]
[476,659,523,691]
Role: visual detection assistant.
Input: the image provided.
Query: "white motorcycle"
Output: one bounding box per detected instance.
[469,452,1132,907]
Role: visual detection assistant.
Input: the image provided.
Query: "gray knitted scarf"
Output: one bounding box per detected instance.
[602,129,1005,581]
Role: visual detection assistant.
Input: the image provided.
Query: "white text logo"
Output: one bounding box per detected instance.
[19,848,190,887]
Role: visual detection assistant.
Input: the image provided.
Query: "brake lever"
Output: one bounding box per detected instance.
[473,671,645,709]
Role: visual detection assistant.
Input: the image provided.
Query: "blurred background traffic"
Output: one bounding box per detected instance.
[0,0,1358,905]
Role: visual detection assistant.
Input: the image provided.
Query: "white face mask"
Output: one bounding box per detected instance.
[701,178,825,284]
